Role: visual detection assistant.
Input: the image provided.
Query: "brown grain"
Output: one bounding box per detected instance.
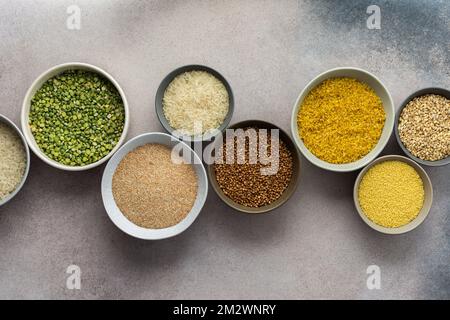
[214,128,293,208]
[112,143,197,229]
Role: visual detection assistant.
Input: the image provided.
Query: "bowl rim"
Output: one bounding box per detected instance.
[353,154,433,235]
[207,119,301,214]
[394,87,450,167]
[155,64,234,142]
[101,131,208,240]
[0,114,31,207]
[290,66,395,172]
[21,62,130,171]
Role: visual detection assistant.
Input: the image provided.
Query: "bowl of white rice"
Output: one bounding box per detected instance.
[0,114,30,207]
[155,65,234,142]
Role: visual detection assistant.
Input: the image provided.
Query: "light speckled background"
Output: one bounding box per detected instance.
[0,0,449,299]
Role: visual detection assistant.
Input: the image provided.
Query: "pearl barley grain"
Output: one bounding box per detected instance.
[398,94,450,161]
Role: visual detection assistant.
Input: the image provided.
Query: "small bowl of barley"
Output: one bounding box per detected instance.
[395,87,450,167]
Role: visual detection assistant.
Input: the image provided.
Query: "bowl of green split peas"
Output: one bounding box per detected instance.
[21,62,130,171]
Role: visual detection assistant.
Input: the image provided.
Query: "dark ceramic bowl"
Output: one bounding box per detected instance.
[395,87,450,167]
[207,120,301,214]
[155,65,234,142]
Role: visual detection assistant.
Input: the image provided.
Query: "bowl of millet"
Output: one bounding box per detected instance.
[395,87,450,167]
[21,62,129,171]
[353,155,433,234]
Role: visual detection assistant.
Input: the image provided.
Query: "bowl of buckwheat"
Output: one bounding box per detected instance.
[207,120,301,214]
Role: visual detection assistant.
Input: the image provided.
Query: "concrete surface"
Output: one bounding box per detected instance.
[0,0,449,299]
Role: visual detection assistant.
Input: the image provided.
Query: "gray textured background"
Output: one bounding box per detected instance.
[0,0,449,299]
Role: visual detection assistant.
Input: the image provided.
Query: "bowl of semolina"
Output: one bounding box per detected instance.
[291,67,395,172]
[353,155,433,234]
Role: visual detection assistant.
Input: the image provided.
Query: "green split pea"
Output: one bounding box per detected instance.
[29,70,125,166]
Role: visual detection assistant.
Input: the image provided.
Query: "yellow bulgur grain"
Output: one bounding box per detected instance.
[297,77,385,164]
[358,161,424,228]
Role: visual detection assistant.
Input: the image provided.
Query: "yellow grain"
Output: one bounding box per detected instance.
[358,161,424,228]
[297,77,385,164]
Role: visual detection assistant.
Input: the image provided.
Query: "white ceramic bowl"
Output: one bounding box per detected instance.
[353,155,433,235]
[0,114,30,207]
[21,62,129,171]
[101,132,208,240]
[291,67,395,172]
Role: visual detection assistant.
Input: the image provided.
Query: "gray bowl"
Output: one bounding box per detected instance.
[101,132,208,240]
[291,67,395,172]
[353,155,433,235]
[21,62,130,171]
[0,114,30,207]
[395,87,450,166]
[155,65,234,142]
[207,120,301,214]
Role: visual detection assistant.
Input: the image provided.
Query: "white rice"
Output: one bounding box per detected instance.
[162,70,229,136]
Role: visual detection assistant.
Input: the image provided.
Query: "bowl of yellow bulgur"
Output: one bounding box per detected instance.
[291,67,395,172]
[353,155,433,234]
